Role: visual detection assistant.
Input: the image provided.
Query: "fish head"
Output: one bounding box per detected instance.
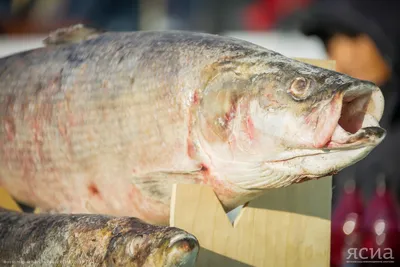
[196,53,385,189]
[161,232,200,267]
[107,223,199,267]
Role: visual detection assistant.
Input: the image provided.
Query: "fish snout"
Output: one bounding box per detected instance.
[313,76,386,149]
[165,233,200,267]
[354,126,386,145]
[168,234,199,251]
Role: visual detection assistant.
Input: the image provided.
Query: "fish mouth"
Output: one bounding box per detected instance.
[165,234,199,267]
[314,82,386,149]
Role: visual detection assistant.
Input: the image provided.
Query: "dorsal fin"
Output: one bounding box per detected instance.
[43,24,105,46]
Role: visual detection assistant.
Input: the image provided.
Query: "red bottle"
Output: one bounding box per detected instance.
[361,174,400,266]
[331,178,364,267]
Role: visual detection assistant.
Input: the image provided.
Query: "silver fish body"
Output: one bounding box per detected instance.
[0,26,386,225]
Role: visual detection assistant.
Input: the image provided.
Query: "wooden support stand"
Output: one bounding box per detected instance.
[0,187,21,212]
[171,178,332,267]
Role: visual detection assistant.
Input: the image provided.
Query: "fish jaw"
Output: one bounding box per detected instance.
[257,141,384,187]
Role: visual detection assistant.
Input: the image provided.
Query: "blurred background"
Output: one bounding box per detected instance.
[1,0,400,265]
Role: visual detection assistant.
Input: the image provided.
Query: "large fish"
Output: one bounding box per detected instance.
[0,25,385,225]
[0,208,199,267]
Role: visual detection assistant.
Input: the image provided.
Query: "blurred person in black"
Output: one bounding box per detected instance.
[279,0,400,205]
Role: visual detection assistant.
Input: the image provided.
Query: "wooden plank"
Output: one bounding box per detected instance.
[0,187,21,212]
[170,58,334,267]
[171,180,331,267]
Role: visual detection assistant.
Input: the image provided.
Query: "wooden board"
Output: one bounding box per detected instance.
[0,187,21,211]
[170,58,335,267]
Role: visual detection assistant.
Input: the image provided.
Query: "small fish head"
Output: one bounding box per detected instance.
[197,54,385,189]
[133,230,199,267]
[107,224,199,267]
[161,233,199,267]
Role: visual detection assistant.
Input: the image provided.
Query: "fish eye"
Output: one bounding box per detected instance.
[288,77,310,99]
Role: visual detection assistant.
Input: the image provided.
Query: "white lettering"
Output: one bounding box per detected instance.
[370,248,381,259]
[359,248,368,259]
[347,248,358,260]
[383,248,394,260]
